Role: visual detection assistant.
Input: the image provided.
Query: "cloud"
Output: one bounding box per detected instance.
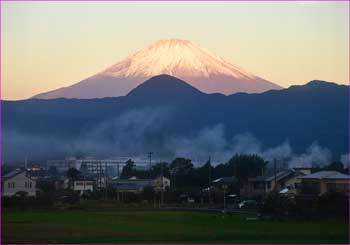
[262,141,292,162]
[71,106,172,156]
[167,124,228,162]
[167,124,332,168]
[340,153,350,167]
[288,142,332,168]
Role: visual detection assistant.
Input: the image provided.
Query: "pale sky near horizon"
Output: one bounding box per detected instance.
[1,1,349,100]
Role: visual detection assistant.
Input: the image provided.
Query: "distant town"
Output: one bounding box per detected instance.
[3,154,349,209]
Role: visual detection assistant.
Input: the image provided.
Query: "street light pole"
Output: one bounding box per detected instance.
[161,161,164,206]
[208,156,212,205]
[223,184,227,212]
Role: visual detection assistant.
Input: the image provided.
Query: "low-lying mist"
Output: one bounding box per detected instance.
[3,107,349,168]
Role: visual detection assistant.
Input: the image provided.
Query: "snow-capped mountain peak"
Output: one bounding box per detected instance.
[98,38,256,80]
[33,39,282,99]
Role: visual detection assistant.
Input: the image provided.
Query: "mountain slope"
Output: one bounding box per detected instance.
[3,77,348,162]
[33,39,282,99]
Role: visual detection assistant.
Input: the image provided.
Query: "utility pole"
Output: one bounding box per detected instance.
[83,174,86,197]
[208,156,211,183]
[25,156,31,178]
[273,158,277,191]
[223,184,227,212]
[160,161,164,206]
[208,156,212,205]
[116,161,120,201]
[98,161,102,192]
[148,152,153,170]
[24,156,28,170]
[104,161,108,200]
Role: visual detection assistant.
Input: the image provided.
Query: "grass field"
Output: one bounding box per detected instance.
[2,209,349,244]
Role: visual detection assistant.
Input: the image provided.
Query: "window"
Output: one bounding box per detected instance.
[25,182,32,188]
[7,182,15,188]
[326,183,348,193]
[25,181,32,188]
[301,181,320,194]
[253,182,265,189]
[326,183,337,192]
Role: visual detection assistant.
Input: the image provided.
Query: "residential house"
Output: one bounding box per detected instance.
[212,177,238,186]
[153,176,170,191]
[240,169,307,197]
[72,178,94,195]
[36,176,64,191]
[112,177,153,193]
[300,171,349,195]
[2,169,36,197]
[212,177,238,192]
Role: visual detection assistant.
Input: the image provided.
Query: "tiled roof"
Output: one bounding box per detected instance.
[2,168,25,180]
[301,171,350,180]
[249,170,294,182]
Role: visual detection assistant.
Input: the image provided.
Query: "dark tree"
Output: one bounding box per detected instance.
[169,158,194,191]
[66,167,80,180]
[48,166,58,177]
[212,163,227,179]
[169,158,193,176]
[66,167,80,190]
[229,154,267,183]
[120,159,136,179]
[80,162,89,176]
[191,159,213,187]
[151,162,170,178]
[326,161,345,172]
[214,154,267,185]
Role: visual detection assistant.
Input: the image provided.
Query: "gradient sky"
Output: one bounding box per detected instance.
[1,1,349,100]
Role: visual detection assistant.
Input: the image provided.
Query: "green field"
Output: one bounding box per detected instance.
[2,209,349,244]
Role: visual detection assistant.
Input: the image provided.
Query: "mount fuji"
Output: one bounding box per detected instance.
[34,39,282,99]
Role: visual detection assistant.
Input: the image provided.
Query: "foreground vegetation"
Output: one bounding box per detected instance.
[3,208,349,244]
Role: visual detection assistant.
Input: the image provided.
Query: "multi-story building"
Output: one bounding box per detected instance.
[47,157,150,177]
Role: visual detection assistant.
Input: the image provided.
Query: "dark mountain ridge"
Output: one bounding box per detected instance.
[2,75,348,162]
